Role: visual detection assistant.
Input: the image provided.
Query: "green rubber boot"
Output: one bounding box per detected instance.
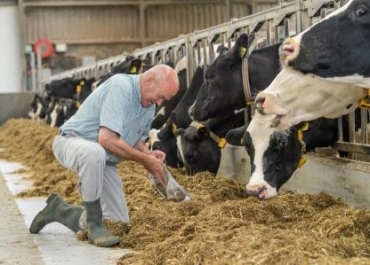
[84,199,120,247]
[29,193,84,234]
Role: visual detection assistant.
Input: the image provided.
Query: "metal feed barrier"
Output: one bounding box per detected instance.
[42,0,370,162]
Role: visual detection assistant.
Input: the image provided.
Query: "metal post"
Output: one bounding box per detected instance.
[30,51,37,92]
[36,46,42,94]
[17,0,27,91]
[139,0,146,47]
[224,0,230,22]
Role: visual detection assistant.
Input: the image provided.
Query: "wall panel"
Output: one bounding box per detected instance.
[21,0,279,77]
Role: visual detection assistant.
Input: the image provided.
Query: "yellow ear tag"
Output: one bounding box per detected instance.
[239,46,247,58]
[171,123,177,134]
[195,123,205,131]
[76,85,82,93]
[80,81,85,85]
[297,130,303,141]
[298,156,307,168]
[359,98,370,109]
[218,138,227,149]
[300,122,309,131]
[76,101,81,108]
[130,66,137,74]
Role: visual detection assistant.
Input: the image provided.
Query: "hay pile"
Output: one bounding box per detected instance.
[1,118,370,265]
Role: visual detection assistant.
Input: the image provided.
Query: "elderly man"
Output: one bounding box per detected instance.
[29,64,179,247]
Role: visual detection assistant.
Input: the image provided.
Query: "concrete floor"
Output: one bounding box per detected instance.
[0,159,130,265]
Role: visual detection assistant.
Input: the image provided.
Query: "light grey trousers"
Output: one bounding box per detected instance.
[52,135,130,224]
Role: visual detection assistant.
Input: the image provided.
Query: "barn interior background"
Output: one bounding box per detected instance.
[0,0,279,92]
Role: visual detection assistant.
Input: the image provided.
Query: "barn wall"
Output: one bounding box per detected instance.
[20,0,278,77]
[0,92,35,126]
[0,5,24,92]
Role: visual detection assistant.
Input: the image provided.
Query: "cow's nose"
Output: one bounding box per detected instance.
[254,92,290,117]
[280,38,299,66]
[255,94,266,115]
[246,185,267,199]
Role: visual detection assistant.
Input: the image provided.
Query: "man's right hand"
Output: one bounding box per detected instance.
[145,156,166,186]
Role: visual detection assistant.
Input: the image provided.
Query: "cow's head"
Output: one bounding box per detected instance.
[280,0,370,87]
[148,122,184,169]
[176,110,244,176]
[112,56,143,74]
[191,35,249,121]
[254,67,366,130]
[28,94,46,120]
[227,112,338,199]
[176,124,221,175]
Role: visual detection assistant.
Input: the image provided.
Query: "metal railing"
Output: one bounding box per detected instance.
[42,0,370,160]
[45,0,338,83]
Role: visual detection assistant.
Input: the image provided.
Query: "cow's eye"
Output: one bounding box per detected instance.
[279,140,287,148]
[355,7,367,16]
[206,73,215,80]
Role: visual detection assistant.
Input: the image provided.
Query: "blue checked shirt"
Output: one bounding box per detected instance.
[60,74,155,164]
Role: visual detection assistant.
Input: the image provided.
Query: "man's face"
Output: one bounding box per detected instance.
[141,77,179,108]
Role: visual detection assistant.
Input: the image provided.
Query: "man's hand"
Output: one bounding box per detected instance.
[148,150,166,162]
[145,156,166,186]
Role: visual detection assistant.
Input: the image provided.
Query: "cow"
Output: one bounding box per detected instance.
[75,77,95,102]
[176,110,245,175]
[281,0,370,88]
[227,108,365,199]
[191,33,281,122]
[226,112,339,198]
[28,94,49,120]
[253,0,370,130]
[254,67,366,131]
[44,77,77,99]
[45,98,79,128]
[92,56,143,89]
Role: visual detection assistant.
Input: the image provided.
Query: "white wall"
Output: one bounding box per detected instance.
[0,6,22,93]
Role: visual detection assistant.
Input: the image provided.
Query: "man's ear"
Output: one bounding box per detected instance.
[146,75,155,89]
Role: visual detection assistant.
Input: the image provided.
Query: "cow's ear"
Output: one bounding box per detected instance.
[197,126,210,139]
[234,33,249,59]
[217,45,228,55]
[225,130,244,146]
[130,59,142,74]
[175,128,185,136]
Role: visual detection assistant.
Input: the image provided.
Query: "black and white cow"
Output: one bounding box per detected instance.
[254,0,370,130]
[28,94,49,120]
[45,98,80,128]
[227,108,365,199]
[254,68,366,131]
[93,56,143,89]
[191,33,281,122]
[281,0,370,87]
[226,113,339,198]
[176,110,245,175]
